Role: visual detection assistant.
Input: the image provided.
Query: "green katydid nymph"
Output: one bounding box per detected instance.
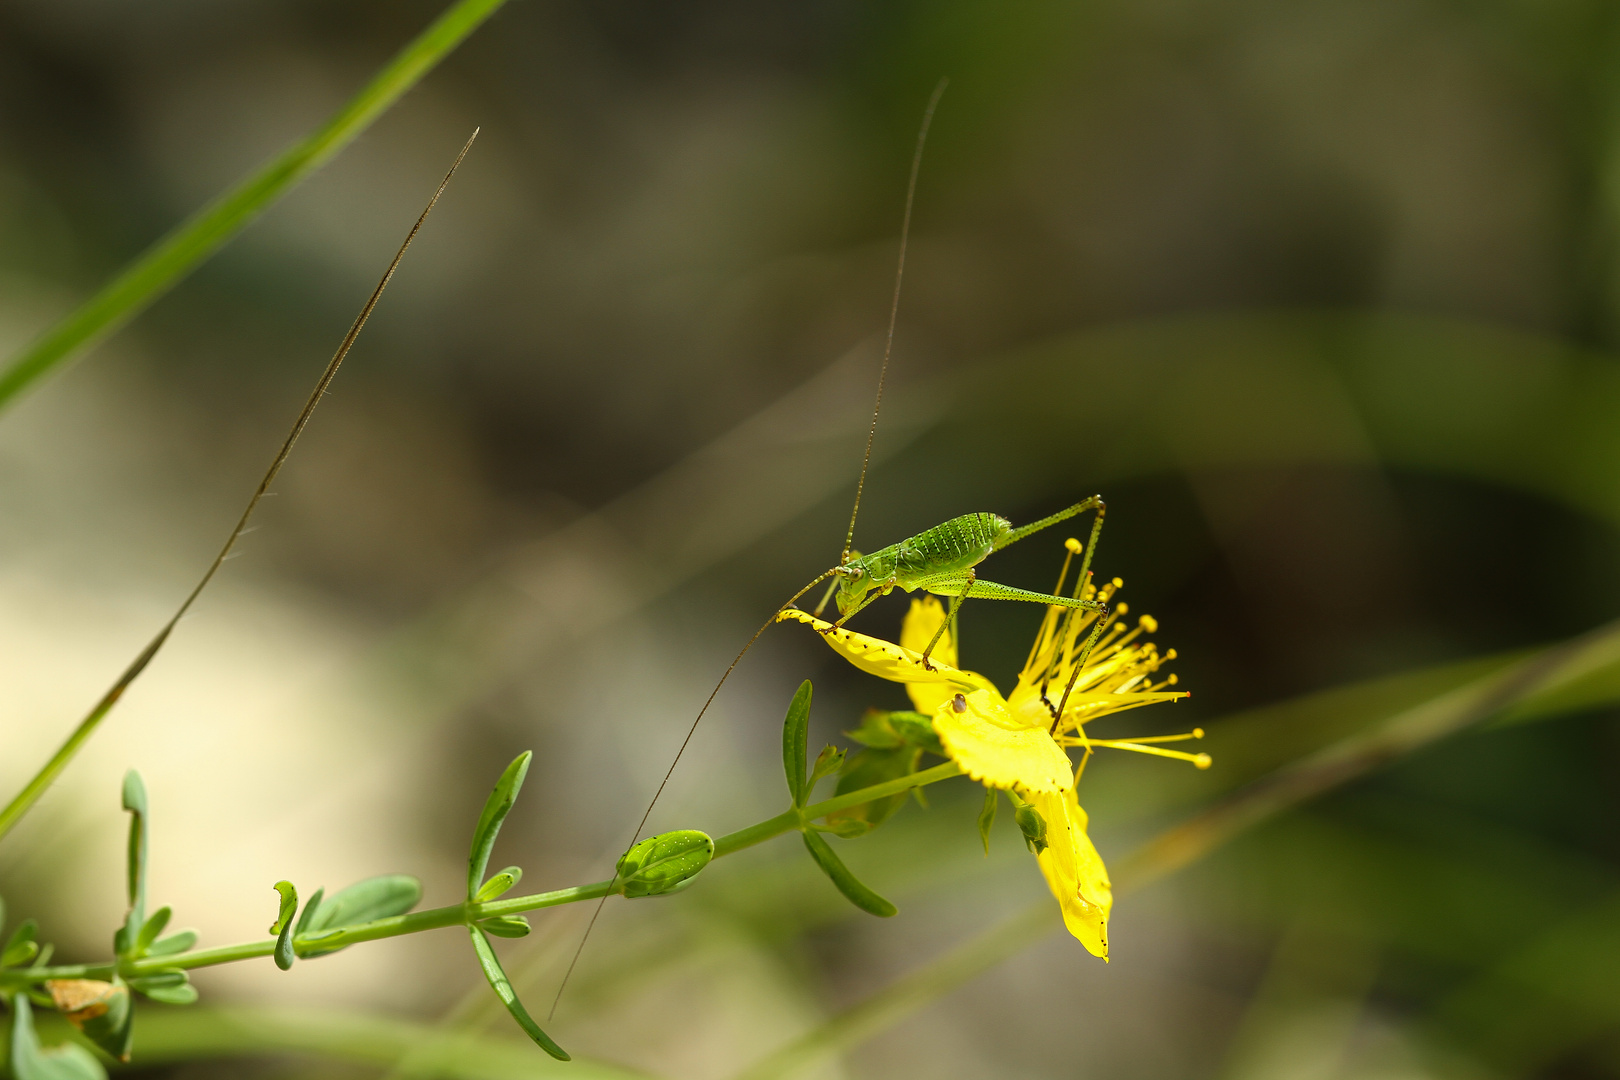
[813,500,1109,670]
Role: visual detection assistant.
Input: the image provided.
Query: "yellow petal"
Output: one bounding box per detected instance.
[899,597,958,714]
[932,689,1073,794]
[1030,787,1113,959]
[776,609,990,693]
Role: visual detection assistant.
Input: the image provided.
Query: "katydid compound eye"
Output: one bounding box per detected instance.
[952,693,967,713]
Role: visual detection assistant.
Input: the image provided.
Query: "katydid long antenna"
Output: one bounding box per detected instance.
[548,79,949,1019]
[841,76,948,565]
[0,131,478,843]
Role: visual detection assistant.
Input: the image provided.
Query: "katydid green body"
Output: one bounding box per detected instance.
[822,497,1110,662]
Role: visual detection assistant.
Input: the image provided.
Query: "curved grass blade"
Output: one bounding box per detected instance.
[468,753,532,900]
[467,925,569,1060]
[0,0,510,412]
[0,134,477,846]
[800,831,897,917]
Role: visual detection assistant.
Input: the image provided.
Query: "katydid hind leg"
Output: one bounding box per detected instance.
[993,496,1106,553]
[912,575,1105,612]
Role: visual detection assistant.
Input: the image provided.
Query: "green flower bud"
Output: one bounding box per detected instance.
[1013,800,1048,855]
[615,830,714,898]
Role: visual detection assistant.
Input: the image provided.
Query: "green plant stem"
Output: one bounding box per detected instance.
[4,761,964,987]
[0,0,510,411]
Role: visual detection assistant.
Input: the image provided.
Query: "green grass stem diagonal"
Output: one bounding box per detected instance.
[0,0,510,411]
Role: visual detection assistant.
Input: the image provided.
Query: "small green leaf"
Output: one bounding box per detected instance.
[473,866,523,904]
[845,707,904,748]
[468,925,569,1060]
[120,771,148,953]
[479,915,531,938]
[845,709,942,754]
[616,830,714,898]
[800,831,897,917]
[808,744,845,791]
[129,969,197,1006]
[127,969,186,990]
[468,752,532,900]
[294,876,422,958]
[133,906,171,956]
[298,876,420,934]
[782,681,812,807]
[139,983,199,1006]
[9,993,107,1080]
[2,918,39,969]
[145,930,197,957]
[888,711,945,755]
[269,882,297,971]
[293,888,325,937]
[977,787,997,855]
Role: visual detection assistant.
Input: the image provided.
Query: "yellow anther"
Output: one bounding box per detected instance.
[1165,649,1177,660]
[1193,753,1212,769]
[1065,537,1083,553]
[1111,577,1123,588]
[1192,727,1204,738]
[1138,614,1158,633]
[1168,674,1179,684]
[1115,602,1129,615]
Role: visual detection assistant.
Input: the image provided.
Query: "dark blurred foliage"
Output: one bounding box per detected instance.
[5,1,1620,1078]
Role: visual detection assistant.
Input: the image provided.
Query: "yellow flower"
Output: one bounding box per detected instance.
[1029,787,1112,956]
[776,537,1206,959]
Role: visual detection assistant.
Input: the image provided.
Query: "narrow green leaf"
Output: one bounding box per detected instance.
[145,930,198,957]
[0,0,513,413]
[269,882,297,971]
[479,915,531,938]
[782,681,812,807]
[616,830,715,898]
[292,887,325,937]
[297,876,419,936]
[473,866,523,904]
[134,906,171,956]
[120,771,148,949]
[129,969,198,1006]
[468,753,532,900]
[2,919,39,969]
[467,925,570,1060]
[977,788,997,855]
[137,983,199,1006]
[9,993,107,1080]
[800,832,897,917]
[294,876,422,959]
[127,969,187,990]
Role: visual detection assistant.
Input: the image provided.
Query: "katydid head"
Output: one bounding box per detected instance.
[831,554,878,617]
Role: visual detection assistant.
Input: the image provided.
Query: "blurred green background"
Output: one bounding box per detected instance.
[3,0,1620,1077]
